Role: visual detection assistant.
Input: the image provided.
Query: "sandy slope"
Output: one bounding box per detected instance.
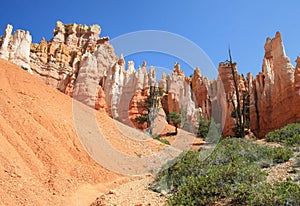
[0,59,201,205]
[0,59,125,205]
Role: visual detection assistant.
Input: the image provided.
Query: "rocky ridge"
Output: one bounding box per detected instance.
[1,21,300,138]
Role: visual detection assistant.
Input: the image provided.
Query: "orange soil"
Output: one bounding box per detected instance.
[0,59,124,205]
[0,59,201,205]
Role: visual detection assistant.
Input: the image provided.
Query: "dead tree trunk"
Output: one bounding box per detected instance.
[228,49,245,137]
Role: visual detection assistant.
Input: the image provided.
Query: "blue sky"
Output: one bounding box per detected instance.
[1,0,300,77]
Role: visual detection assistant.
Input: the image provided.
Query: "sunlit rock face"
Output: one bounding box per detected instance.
[29,21,117,92]
[0,24,32,73]
[2,22,300,138]
[249,32,300,138]
[215,62,248,137]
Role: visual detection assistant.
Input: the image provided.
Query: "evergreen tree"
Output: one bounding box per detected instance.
[168,112,181,135]
[135,86,163,135]
[197,114,209,138]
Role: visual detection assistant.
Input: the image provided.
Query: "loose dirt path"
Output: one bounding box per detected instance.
[91,176,167,206]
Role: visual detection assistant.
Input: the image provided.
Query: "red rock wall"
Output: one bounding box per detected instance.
[250,32,300,138]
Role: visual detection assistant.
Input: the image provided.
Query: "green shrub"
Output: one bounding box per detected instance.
[152,134,170,145]
[266,146,293,164]
[197,115,209,138]
[266,123,300,147]
[168,161,266,205]
[236,180,300,205]
[151,137,295,205]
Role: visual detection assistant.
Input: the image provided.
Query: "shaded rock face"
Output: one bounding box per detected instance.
[191,67,212,121]
[95,86,107,112]
[295,57,300,94]
[249,32,300,138]
[0,24,32,73]
[128,89,148,130]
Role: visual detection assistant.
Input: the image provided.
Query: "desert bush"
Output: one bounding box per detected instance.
[151,137,296,205]
[266,123,300,147]
[168,161,265,205]
[233,179,300,206]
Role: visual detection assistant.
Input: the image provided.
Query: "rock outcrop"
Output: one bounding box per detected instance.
[249,32,300,138]
[217,62,248,137]
[30,21,117,92]
[167,63,201,131]
[191,67,212,121]
[295,57,300,93]
[0,24,13,60]
[73,52,101,107]
[1,22,300,138]
[0,24,32,73]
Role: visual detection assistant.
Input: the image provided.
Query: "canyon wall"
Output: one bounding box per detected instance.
[1,22,300,138]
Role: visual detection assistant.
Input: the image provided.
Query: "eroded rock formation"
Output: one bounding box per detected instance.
[1,22,300,138]
[0,24,32,73]
[217,62,248,137]
[167,63,202,130]
[0,24,13,60]
[249,32,300,138]
[29,21,117,92]
[191,67,212,121]
[73,52,101,107]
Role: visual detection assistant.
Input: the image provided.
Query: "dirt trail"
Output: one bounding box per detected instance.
[91,176,167,206]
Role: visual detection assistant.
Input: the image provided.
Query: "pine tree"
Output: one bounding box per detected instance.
[135,86,163,135]
[168,112,181,135]
[197,114,209,138]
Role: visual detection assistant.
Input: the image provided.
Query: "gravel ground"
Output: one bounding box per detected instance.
[90,176,167,206]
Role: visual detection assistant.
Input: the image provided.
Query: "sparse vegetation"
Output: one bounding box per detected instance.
[205,118,221,144]
[152,134,170,145]
[151,138,297,205]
